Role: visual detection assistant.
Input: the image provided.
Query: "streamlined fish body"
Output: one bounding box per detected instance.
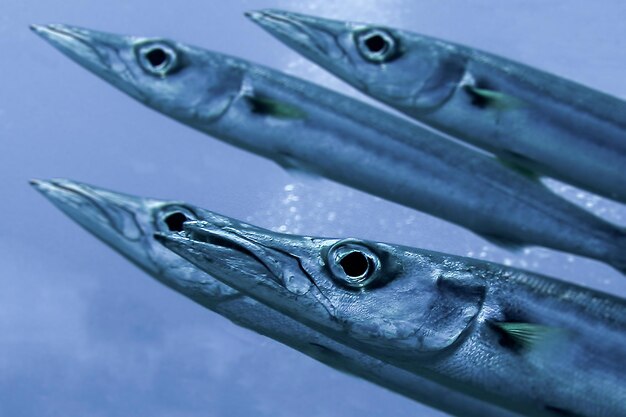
[32,178,521,417]
[158,218,626,417]
[31,24,626,271]
[247,9,626,203]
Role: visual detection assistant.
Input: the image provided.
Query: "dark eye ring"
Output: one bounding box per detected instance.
[327,240,381,288]
[135,41,179,76]
[354,28,398,63]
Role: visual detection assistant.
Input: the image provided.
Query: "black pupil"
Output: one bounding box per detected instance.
[364,34,387,53]
[340,252,370,278]
[146,48,168,67]
[164,212,187,232]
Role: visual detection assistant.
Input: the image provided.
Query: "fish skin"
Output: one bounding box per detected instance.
[246,9,626,204]
[158,218,626,417]
[31,178,522,417]
[30,24,626,272]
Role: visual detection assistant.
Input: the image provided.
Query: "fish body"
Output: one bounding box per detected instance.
[32,178,521,417]
[158,216,626,417]
[247,9,626,203]
[31,24,626,271]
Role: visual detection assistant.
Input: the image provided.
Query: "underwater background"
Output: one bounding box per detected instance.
[2,1,626,416]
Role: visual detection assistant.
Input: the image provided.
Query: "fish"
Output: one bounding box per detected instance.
[156,218,626,417]
[30,24,626,273]
[30,178,522,417]
[246,9,626,204]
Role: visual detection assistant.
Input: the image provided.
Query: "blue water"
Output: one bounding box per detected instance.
[2,1,625,416]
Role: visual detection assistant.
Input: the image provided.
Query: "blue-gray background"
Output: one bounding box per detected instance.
[2,1,626,416]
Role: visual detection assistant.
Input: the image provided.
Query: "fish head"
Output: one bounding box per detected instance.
[158,219,487,359]
[247,10,467,112]
[31,24,244,125]
[30,179,242,299]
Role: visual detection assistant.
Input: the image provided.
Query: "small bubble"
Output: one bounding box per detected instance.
[327,212,336,221]
[284,184,295,192]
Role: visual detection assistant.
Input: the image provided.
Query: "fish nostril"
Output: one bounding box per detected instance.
[164,212,187,232]
[340,251,370,277]
[146,48,167,67]
[364,35,386,53]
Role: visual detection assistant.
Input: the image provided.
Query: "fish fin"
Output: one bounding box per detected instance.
[307,343,358,377]
[493,322,565,350]
[479,233,526,251]
[276,154,318,181]
[544,405,585,417]
[497,156,541,181]
[464,85,525,110]
[245,94,307,120]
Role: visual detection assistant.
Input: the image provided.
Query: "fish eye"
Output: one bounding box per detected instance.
[354,28,398,63]
[157,205,197,232]
[327,240,381,288]
[135,41,179,76]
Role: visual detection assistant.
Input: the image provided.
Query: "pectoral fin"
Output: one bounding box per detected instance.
[275,153,319,181]
[464,85,525,110]
[479,233,526,251]
[492,322,567,351]
[497,156,540,181]
[245,95,307,120]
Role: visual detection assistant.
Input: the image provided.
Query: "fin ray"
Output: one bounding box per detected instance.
[494,322,565,349]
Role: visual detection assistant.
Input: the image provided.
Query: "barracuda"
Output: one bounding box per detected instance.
[31,178,521,417]
[31,24,626,272]
[246,9,626,203]
[157,219,626,417]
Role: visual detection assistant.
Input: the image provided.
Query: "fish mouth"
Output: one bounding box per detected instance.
[30,24,145,101]
[30,178,157,272]
[246,9,339,59]
[31,24,111,73]
[155,220,310,294]
[156,221,339,315]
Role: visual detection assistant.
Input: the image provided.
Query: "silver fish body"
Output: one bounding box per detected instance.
[247,9,626,203]
[158,217,626,417]
[32,178,521,417]
[31,24,626,272]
